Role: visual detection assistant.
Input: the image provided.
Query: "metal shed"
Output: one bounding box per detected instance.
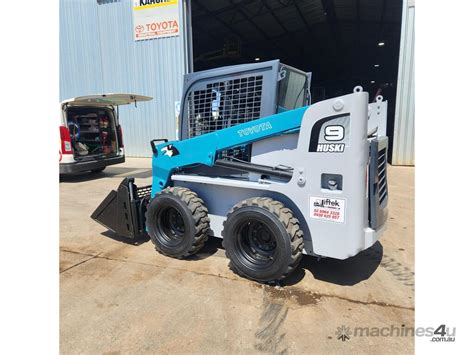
[392,0,415,165]
[60,0,414,163]
[60,0,192,157]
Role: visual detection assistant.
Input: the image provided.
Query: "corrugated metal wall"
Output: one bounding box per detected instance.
[392,0,415,165]
[60,0,189,157]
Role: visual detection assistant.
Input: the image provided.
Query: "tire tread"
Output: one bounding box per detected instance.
[222,197,304,281]
[145,186,210,258]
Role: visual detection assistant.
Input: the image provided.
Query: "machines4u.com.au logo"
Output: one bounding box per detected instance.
[334,324,456,342]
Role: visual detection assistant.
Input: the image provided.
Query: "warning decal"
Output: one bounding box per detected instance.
[309,196,346,223]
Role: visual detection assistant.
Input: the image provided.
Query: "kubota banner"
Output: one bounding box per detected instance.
[133,0,180,41]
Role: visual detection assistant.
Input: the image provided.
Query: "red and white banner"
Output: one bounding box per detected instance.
[133,0,180,41]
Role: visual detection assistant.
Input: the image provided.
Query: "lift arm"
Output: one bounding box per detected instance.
[150,106,308,196]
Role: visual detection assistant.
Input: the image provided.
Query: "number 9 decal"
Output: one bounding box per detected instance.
[324,125,345,141]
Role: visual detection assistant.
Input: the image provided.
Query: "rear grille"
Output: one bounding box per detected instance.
[369,138,389,229]
[186,75,263,161]
[377,148,388,204]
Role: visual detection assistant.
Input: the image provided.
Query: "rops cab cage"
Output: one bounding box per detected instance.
[179,60,312,161]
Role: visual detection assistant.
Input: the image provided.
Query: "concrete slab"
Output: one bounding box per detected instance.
[60,158,414,353]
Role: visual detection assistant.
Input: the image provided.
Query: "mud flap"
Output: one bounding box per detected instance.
[90,178,151,240]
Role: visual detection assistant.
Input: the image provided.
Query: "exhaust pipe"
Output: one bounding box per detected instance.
[91,177,151,240]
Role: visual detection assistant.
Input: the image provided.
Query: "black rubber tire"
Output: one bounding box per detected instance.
[222,197,304,282]
[145,187,210,258]
[90,167,106,173]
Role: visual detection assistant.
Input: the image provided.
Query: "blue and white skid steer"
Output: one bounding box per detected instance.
[92,60,389,283]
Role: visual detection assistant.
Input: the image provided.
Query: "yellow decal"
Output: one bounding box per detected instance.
[133,0,178,11]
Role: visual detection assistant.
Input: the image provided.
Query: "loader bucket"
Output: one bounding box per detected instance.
[91,177,151,240]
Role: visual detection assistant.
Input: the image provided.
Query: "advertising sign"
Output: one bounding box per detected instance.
[309,196,346,223]
[133,0,180,41]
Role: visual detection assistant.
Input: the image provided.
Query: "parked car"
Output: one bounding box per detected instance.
[59,93,152,174]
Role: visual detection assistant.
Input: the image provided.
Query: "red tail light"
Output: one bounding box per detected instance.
[117,124,124,148]
[60,126,73,154]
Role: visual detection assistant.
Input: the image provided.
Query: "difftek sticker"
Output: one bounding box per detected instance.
[309,196,346,223]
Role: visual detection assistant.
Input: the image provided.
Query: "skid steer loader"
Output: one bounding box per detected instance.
[91,60,389,282]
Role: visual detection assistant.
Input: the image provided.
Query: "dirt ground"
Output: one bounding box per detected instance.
[60,158,414,354]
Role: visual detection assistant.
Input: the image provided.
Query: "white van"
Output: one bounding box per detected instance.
[59,93,152,174]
